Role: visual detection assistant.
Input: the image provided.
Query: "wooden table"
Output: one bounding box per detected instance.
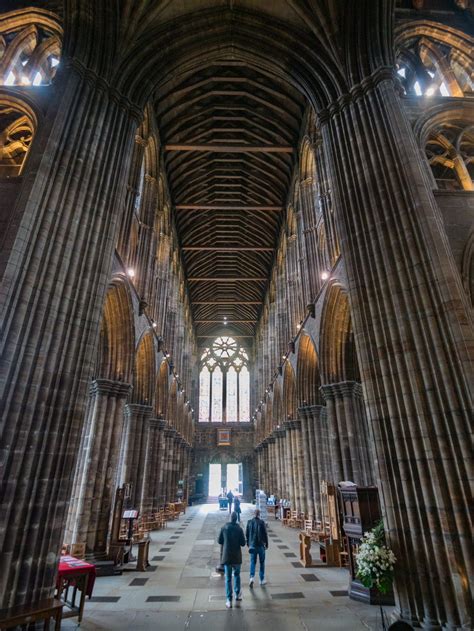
[0,598,63,630]
[56,555,96,623]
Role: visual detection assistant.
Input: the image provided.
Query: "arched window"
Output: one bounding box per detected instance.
[198,336,250,422]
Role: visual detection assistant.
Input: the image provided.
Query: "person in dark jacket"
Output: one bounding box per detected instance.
[218,511,246,608]
[245,508,269,586]
[226,489,234,515]
[233,496,242,522]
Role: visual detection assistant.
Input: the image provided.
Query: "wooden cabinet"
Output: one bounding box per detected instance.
[339,484,394,605]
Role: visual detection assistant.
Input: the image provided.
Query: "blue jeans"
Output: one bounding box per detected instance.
[249,545,266,581]
[224,564,241,601]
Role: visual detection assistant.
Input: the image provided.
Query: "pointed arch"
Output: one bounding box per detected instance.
[296,331,321,406]
[156,359,169,417]
[319,282,360,384]
[283,361,297,420]
[95,279,134,383]
[133,330,155,405]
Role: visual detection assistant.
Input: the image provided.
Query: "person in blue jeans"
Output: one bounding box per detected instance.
[246,508,269,586]
[217,511,246,608]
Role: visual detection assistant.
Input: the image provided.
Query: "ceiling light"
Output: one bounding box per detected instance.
[321,271,329,280]
[127,268,135,278]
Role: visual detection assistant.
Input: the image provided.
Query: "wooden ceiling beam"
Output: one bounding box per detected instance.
[164,144,294,153]
[195,320,257,323]
[192,301,262,304]
[188,277,267,281]
[176,205,282,211]
[182,246,274,251]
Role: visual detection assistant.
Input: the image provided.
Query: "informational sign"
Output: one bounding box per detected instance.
[123,510,139,519]
[217,428,231,446]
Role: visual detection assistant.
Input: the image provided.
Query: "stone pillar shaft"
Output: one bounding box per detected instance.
[66,379,131,557]
[119,404,153,508]
[322,77,473,628]
[0,65,137,607]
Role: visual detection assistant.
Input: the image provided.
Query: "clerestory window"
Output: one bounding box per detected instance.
[198,336,250,423]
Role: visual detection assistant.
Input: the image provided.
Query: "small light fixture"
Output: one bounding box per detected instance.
[425,85,436,97]
[152,321,157,328]
[321,271,329,281]
[127,268,135,278]
[176,373,179,378]
[282,354,287,360]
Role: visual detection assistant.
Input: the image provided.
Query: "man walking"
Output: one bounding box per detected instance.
[246,508,268,586]
[226,489,234,515]
[218,511,246,608]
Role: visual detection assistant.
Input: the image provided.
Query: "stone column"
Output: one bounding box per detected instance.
[321,381,374,485]
[119,404,153,509]
[321,74,473,628]
[141,418,164,514]
[292,420,307,515]
[155,421,167,507]
[268,436,276,495]
[303,405,329,519]
[66,379,131,558]
[0,65,139,608]
[283,421,297,509]
[298,408,315,518]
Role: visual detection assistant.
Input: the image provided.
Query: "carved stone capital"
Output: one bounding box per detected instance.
[91,379,132,399]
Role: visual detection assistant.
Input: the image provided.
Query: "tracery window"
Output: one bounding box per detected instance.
[198,336,250,422]
[426,121,474,191]
[0,11,62,87]
[396,31,473,98]
[0,102,34,176]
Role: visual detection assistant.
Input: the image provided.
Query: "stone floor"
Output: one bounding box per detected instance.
[62,504,395,630]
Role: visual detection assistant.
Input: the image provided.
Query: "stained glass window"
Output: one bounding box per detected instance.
[199,366,210,422]
[211,367,223,422]
[239,366,250,422]
[199,337,250,423]
[227,367,238,422]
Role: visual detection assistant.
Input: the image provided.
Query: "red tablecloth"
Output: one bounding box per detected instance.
[58,555,96,597]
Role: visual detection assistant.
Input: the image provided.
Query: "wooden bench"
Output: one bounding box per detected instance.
[0,598,63,630]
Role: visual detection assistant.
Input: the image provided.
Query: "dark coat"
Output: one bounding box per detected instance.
[234,498,241,513]
[245,517,268,550]
[218,521,246,565]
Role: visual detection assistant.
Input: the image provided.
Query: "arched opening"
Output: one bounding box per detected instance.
[296,332,321,407]
[155,359,169,417]
[0,97,36,176]
[133,330,155,406]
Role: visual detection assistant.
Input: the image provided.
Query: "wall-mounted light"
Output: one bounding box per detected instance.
[321,271,329,281]
[152,321,157,328]
[127,268,135,279]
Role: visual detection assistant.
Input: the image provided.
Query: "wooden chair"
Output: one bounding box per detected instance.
[70,543,86,559]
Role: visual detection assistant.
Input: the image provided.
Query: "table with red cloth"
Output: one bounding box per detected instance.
[56,555,96,622]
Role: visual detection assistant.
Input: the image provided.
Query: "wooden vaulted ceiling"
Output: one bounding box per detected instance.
[155,63,306,342]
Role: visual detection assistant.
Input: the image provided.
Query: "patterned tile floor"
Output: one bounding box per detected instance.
[62,504,394,630]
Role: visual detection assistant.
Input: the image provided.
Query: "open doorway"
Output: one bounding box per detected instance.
[208,463,222,497]
[226,463,243,496]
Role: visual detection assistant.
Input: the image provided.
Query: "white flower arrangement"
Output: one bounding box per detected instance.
[355,520,396,594]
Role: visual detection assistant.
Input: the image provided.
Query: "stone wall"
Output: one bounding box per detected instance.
[191,423,256,503]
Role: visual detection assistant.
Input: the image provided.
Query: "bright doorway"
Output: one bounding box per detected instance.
[208,463,222,496]
[226,463,243,496]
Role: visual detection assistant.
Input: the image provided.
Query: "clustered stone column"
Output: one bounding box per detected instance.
[298,405,330,519]
[321,74,473,628]
[141,418,166,513]
[320,381,374,485]
[118,404,153,508]
[65,379,131,559]
[0,62,139,607]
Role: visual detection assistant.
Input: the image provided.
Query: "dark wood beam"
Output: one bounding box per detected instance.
[188,277,267,282]
[175,205,283,211]
[197,335,254,338]
[195,320,257,323]
[164,144,294,153]
[193,301,262,305]
[182,247,274,252]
